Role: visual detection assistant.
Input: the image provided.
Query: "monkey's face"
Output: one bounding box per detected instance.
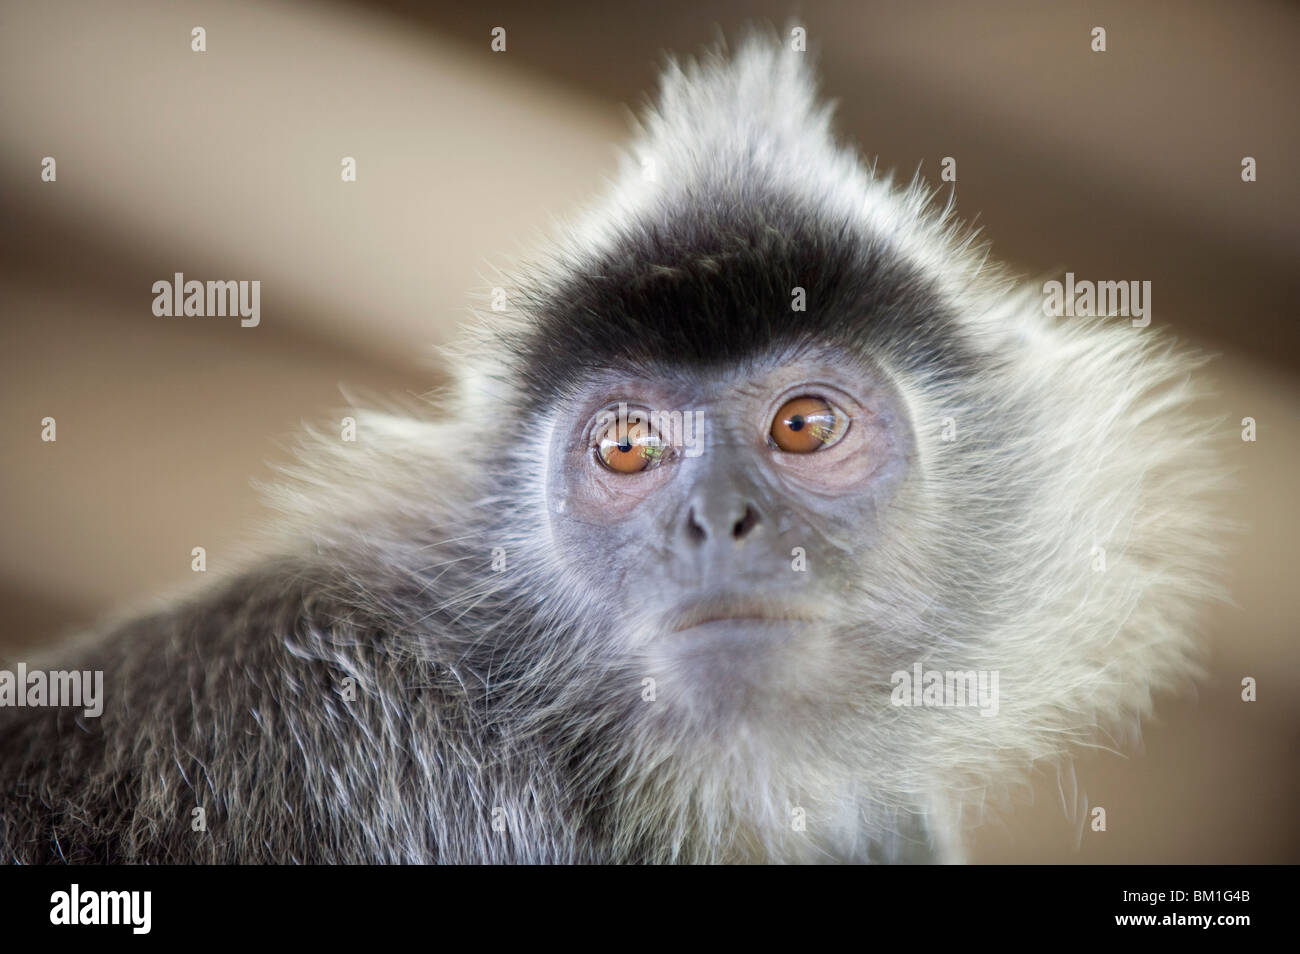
[543,344,914,719]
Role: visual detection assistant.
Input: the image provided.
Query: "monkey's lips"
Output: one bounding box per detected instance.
[668,600,818,642]
[659,601,827,688]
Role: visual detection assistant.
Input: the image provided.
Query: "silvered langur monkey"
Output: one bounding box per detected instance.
[0,38,1220,863]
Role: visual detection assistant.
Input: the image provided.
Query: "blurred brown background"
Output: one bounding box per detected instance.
[1,0,1296,862]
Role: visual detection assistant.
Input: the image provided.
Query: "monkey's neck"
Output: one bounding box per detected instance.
[518,687,953,864]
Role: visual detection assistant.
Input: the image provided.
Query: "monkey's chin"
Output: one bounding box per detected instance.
[650,618,832,720]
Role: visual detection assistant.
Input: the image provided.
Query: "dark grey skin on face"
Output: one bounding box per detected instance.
[546,350,913,719]
[0,40,1218,864]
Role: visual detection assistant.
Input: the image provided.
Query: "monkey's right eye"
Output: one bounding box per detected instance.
[595,414,667,474]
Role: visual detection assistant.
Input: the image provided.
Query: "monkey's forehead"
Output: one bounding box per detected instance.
[506,191,976,410]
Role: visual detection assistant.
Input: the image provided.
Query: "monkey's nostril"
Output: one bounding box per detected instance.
[732,505,761,540]
[686,506,708,543]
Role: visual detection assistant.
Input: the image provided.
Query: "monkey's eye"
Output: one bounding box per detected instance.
[769,396,849,453]
[595,413,667,474]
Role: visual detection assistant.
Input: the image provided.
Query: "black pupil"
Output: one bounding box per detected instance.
[618,440,632,453]
[788,415,805,431]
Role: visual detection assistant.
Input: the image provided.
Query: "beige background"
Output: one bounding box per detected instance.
[1,0,1295,862]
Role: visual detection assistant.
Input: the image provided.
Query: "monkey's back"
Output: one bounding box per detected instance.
[0,560,518,864]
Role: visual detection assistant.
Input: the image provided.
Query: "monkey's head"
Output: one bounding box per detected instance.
[453,37,1220,837]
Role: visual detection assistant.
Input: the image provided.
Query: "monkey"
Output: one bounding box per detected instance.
[0,37,1221,864]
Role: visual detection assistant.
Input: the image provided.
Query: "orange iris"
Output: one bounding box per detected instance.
[770,396,846,453]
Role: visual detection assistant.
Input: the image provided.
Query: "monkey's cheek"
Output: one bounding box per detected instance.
[553,480,665,525]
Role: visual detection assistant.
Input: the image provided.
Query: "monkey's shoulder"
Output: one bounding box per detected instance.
[0,561,486,862]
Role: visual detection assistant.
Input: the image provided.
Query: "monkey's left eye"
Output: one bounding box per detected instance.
[769,396,849,453]
[595,414,667,474]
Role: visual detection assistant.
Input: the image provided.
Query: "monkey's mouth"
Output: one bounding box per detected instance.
[668,599,818,636]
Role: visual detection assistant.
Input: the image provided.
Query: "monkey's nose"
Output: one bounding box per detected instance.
[685,499,762,545]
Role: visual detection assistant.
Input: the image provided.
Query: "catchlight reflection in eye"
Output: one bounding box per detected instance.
[769,396,848,453]
[596,414,666,473]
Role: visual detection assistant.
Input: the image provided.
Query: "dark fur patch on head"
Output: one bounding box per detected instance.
[511,186,977,410]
